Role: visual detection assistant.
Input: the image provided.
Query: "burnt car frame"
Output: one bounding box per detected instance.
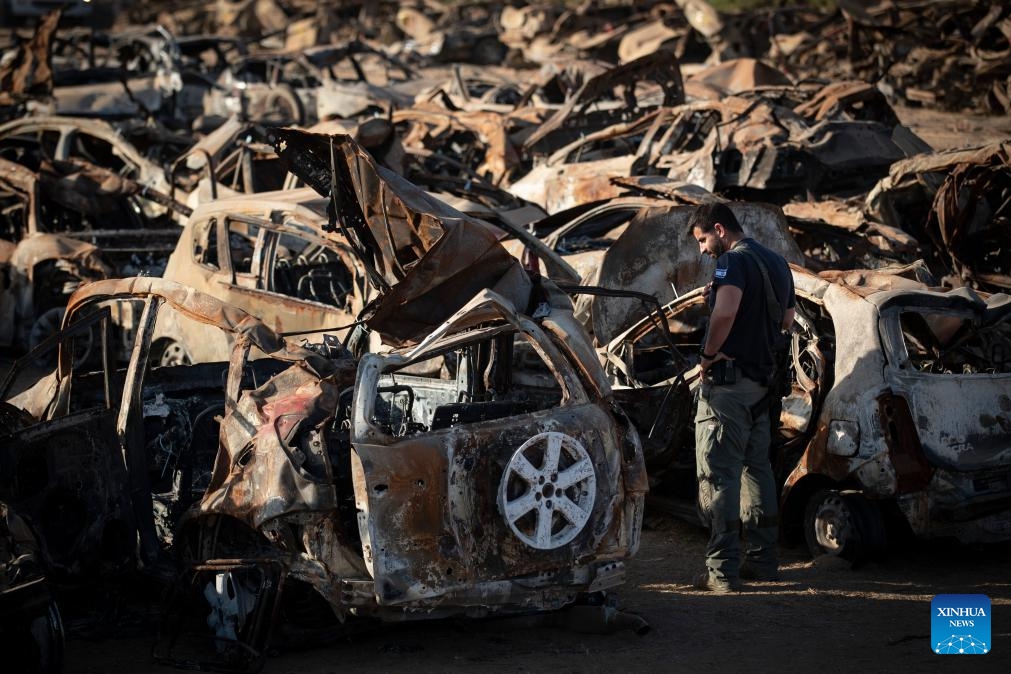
[204,42,418,126]
[0,155,187,354]
[602,264,1011,561]
[162,286,646,668]
[0,277,292,577]
[0,115,181,221]
[155,130,648,668]
[157,187,370,365]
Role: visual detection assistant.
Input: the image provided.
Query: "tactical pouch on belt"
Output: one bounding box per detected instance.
[708,359,737,385]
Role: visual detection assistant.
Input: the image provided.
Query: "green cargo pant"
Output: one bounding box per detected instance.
[695,374,779,582]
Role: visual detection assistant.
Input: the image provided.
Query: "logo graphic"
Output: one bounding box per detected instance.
[932,594,990,654]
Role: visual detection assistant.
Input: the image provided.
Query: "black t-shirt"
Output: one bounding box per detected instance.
[707,237,796,383]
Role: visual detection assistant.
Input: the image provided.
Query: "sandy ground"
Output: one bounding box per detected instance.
[63,517,1011,673]
[894,104,1011,152]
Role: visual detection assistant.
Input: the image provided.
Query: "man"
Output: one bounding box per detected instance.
[688,202,795,593]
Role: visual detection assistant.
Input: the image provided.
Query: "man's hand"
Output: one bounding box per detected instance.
[700,351,730,372]
[700,284,741,371]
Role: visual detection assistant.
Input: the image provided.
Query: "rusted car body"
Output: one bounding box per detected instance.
[155,131,647,667]
[204,43,418,126]
[47,25,198,122]
[394,3,507,65]
[0,277,293,575]
[509,80,917,212]
[782,268,1011,557]
[865,140,1011,292]
[164,286,645,668]
[0,156,186,353]
[602,264,1011,560]
[0,115,181,220]
[157,187,369,364]
[583,200,804,345]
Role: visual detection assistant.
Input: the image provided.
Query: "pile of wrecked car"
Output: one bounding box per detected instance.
[0,0,1009,670]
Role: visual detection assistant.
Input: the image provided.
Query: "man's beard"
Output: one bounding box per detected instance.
[712,238,728,258]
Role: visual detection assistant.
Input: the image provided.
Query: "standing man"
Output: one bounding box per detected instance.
[688,202,795,593]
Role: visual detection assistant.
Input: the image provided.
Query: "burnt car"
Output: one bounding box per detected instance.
[203,42,418,126]
[155,130,647,669]
[0,155,188,354]
[509,77,921,213]
[602,263,1011,561]
[156,187,370,365]
[0,115,182,220]
[0,500,64,674]
[0,277,295,576]
[161,287,646,667]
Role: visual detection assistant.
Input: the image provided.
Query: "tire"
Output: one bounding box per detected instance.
[28,307,93,368]
[29,601,65,674]
[28,306,66,353]
[260,86,304,126]
[803,488,886,564]
[152,339,192,367]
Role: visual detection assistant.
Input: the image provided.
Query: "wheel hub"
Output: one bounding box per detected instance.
[814,494,853,554]
[498,432,596,550]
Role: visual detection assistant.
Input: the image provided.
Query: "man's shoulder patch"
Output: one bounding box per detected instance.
[714,267,728,279]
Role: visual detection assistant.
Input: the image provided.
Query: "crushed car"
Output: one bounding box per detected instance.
[509,75,924,212]
[204,42,419,126]
[0,155,188,354]
[864,140,1011,292]
[0,115,184,220]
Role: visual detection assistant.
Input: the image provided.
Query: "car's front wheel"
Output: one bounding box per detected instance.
[803,488,886,564]
[151,339,192,367]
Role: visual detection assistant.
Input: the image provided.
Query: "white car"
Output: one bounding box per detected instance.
[602,263,1011,561]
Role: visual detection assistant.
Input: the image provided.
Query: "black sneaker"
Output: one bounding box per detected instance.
[740,563,780,581]
[693,571,741,593]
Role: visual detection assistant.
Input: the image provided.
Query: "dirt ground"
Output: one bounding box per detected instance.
[893,104,1011,153]
[63,517,1011,673]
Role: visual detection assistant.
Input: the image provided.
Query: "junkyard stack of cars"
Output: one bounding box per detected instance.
[0,0,1010,670]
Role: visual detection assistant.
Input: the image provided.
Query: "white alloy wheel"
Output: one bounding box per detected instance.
[498,431,596,550]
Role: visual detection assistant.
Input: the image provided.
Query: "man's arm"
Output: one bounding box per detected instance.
[782,306,795,331]
[700,284,742,369]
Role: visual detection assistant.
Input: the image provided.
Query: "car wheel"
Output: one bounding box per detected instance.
[154,339,192,367]
[261,86,304,126]
[28,601,65,674]
[28,307,93,367]
[28,307,66,353]
[803,488,885,564]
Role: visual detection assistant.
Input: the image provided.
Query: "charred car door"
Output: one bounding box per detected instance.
[0,308,135,576]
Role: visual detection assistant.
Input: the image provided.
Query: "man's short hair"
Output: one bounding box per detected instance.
[687,202,743,234]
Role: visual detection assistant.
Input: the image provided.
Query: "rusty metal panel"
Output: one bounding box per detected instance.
[0,9,58,107]
[272,129,533,346]
[590,201,803,345]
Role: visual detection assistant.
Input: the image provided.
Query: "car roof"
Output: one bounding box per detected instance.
[186,187,329,223]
